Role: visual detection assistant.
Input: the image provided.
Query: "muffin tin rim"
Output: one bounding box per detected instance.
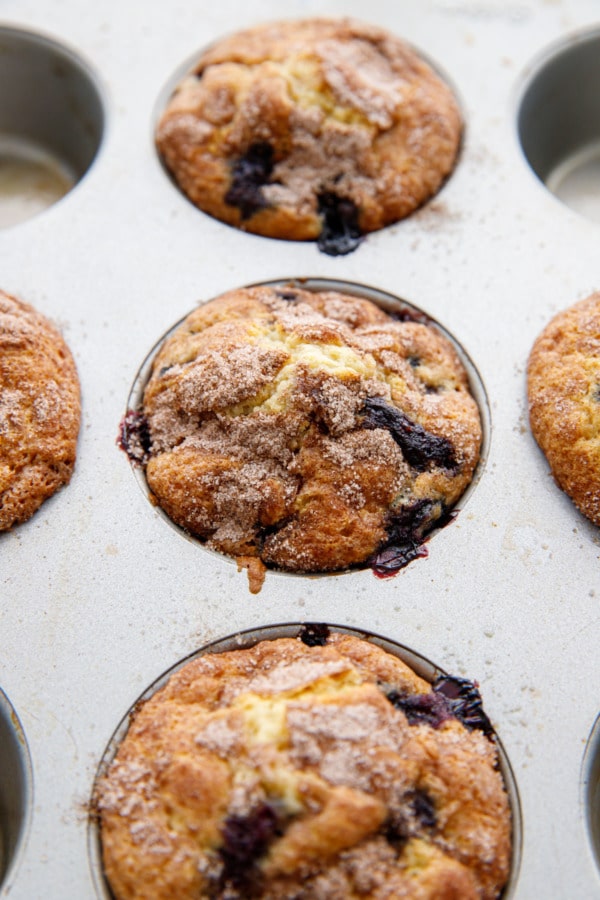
[0,686,33,896]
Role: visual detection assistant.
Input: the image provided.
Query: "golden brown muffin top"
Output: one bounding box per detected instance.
[0,290,80,530]
[96,632,512,900]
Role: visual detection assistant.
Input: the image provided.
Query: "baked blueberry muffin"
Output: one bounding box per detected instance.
[96,630,512,900]
[0,290,80,530]
[156,18,462,255]
[528,292,600,526]
[123,284,481,591]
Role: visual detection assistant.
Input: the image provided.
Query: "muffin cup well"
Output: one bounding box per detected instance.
[0,688,33,892]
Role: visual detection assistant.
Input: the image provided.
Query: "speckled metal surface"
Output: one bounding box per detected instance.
[1,1,599,897]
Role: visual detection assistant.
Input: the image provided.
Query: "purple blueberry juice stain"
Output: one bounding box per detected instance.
[384,676,494,739]
[370,500,446,578]
[225,143,275,220]
[117,409,151,465]
[317,192,363,256]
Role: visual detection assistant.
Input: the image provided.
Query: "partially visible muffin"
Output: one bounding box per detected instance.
[528,292,600,526]
[96,630,512,900]
[156,18,462,254]
[127,284,481,589]
[0,291,80,530]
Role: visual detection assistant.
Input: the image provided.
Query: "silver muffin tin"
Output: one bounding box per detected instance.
[1,1,600,896]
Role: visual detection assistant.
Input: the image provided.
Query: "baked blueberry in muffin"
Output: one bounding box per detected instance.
[156,18,462,254]
[96,632,512,899]
[127,284,481,591]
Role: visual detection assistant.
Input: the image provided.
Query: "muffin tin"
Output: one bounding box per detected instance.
[1,1,600,897]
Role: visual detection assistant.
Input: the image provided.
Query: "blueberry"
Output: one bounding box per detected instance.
[385,687,453,729]
[317,192,363,256]
[225,143,274,220]
[299,623,330,647]
[219,803,280,890]
[433,675,494,737]
[361,397,457,472]
[116,410,151,465]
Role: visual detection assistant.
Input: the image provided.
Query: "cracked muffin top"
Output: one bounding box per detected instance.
[0,290,80,530]
[123,284,481,591]
[96,631,512,900]
[156,18,462,255]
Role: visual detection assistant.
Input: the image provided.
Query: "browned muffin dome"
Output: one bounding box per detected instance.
[96,632,512,900]
[528,292,600,526]
[156,18,462,255]
[127,284,481,590]
[0,290,80,530]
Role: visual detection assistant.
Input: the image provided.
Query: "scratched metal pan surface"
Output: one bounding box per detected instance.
[1,1,599,897]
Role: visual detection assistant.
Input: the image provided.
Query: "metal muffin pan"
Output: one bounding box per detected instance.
[1,1,599,896]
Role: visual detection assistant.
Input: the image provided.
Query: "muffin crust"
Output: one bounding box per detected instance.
[0,290,80,530]
[133,285,482,588]
[528,292,600,526]
[96,632,512,900]
[156,18,462,253]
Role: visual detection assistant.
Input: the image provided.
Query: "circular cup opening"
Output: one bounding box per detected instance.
[120,278,490,583]
[0,688,33,890]
[583,713,600,876]
[0,26,105,228]
[89,622,521,899]
[517,27,600,223]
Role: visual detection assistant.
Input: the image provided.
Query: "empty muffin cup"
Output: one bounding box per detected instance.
[518,27,600,223]
[583,713,600,876]
[0,688,33,890]
[90,623,521,899]
[0,26,104,228]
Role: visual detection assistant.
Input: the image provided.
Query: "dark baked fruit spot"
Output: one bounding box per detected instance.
[410,788,437,830]
[388,307,431,325]
[384,676,494,738]
[362,397,457,472]
[299,623,330,646]
[219,803,280,890]
[116,410,151,465]
[433,674,494,737]
[383,789,437,852]
[408,356,421,368]
[225,143,275,220]
[317,192,363,256]
[592,383,600,401]
[370,499,440,577]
